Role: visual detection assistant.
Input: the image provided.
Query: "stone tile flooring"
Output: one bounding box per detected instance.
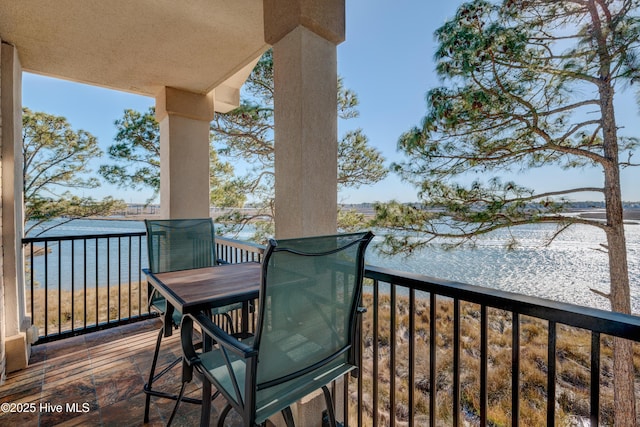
[0,319,242,426]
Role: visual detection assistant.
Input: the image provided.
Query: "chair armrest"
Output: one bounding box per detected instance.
[181,312,257,366]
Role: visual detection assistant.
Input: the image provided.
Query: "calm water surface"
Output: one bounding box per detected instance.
[28,218,640,313]
[367,221,640,313]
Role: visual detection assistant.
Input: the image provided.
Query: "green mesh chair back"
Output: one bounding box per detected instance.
[175,231,374,426]
[145,218,217,274]
[145,218,224,325]
[253,232,373,403]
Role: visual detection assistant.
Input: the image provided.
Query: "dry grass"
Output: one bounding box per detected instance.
[351,292,640,426]
[26,282,150,335]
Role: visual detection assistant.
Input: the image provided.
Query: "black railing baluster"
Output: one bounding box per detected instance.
[83,238,87,329]
[408,288,415,427]
[390,283,396,427]
[95,237,99,326]
[58,241,62,335]
[44,241,48,338]
[127,236,133,317]
[480,305,487,427]
[429,293,436,427]
[373,280,379,427]
[71,240,75,331]
[117,236,122,322]
[357,296,363,427]
[29,243,34,324]
[138,235,143,316]
[512,312,520,427]
[591,332,600,425]
[107,237,111,324]
[128,235,132,319]
[453,298,460,427]
[547,321,557,426]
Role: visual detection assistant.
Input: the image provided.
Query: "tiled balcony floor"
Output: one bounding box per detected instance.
[0,319,244,426]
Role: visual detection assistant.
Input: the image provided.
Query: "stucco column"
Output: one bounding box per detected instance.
[0,38,5,382]
[265,0,344,239]
[1,41,33,376]
[155,87,213,219]
[264,4,346,425]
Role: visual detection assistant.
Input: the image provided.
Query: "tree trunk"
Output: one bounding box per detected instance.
[607,224,636,427]
[600,63,636,427]
[602,104,636,427]
[589,0,637,420]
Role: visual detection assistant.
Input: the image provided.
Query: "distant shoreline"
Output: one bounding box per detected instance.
[89,205,640,223]
[572,208,640,222]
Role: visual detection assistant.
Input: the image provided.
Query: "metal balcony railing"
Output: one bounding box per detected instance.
[22,232,640,425]
[350,266,640,426]
[23,231,150,342]
[22,233,264,343]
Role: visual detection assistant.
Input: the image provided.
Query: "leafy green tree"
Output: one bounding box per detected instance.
[99,108,160,198]
[213,49,388,240]
[22,108,125,236]
[99,107,247,208]
[373,1,639,423]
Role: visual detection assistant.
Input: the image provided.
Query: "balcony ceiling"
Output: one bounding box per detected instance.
[0,0,268,99]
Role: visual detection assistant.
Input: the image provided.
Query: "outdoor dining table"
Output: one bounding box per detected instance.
[143,261,262,339]
[141,261,261,415]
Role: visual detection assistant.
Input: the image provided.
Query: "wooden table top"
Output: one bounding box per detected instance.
[143,262,261,313]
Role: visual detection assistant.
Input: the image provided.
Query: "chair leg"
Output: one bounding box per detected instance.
[217,404,232,427]
[321,385,337,427]
[143,320,185,421]
[144,325,164,422]
[281,406,296,427]
[223,312,235,335]
[167,381,187,427]
[201,378,212,427]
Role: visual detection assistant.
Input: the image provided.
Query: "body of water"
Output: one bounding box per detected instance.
[366,221,640,313]
[26,218,640,313]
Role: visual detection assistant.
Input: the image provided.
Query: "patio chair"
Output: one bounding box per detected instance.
[173,231,374,426]
[143,218,241,422]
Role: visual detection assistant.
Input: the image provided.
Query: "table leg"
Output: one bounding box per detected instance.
[241,301,248,334]
[200,378,212,427]
[164,304,175,337]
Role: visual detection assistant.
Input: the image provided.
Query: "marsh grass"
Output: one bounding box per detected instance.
[27,282,150,336]
[351,292,640,426]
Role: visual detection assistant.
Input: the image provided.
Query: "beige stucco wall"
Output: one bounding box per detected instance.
[265,0,344,239]
[263,0,345,45]
[272,26,339,238]
[1,41,30,376]
[156,87,214,219]
[0,37,5,383]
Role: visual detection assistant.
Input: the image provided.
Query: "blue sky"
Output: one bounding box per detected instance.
[21,1,640,205]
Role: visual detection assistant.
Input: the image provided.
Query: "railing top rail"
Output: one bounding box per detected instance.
[365,264,640,342]
[22,232,265,248]
[22,231,146,244]
[215,235,265,253]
